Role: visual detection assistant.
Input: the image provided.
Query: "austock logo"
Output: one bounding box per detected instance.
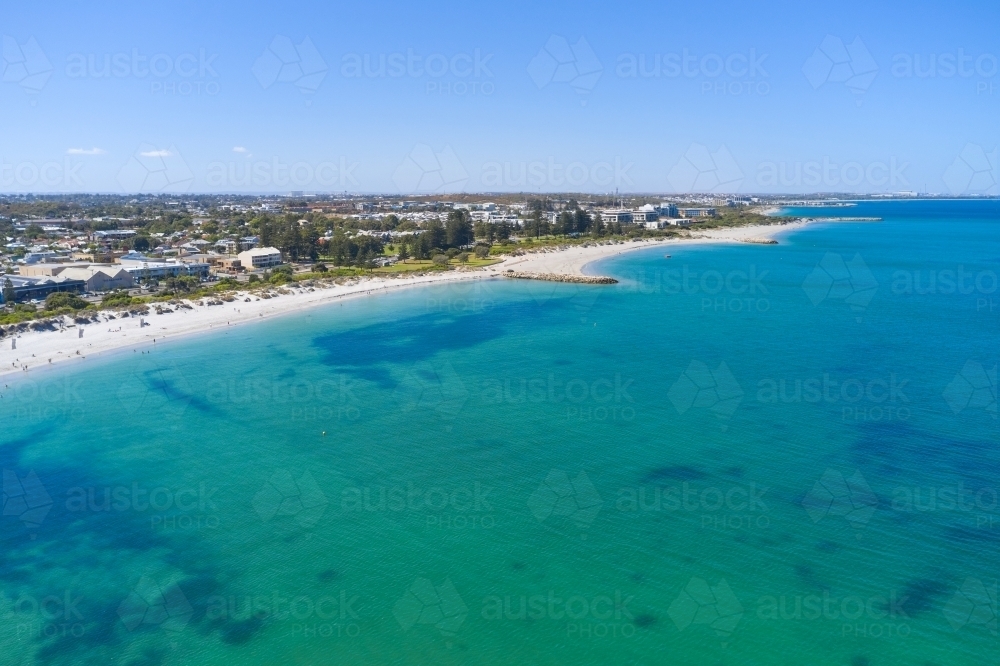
[479,157,634,190]
[478,372,636,423]
[668,577,743,642]
[527,470,603,535]
[65,47,220,96]
[756,589,912,638]
[516,275,606,325]
[757,372,911,423]
[2,35,53,95]
[802,469,878,536]
[527,35,603,103]
[667,360,744,429]
[942,144,999,195]
[116,144,194,193]
[252,35,328,93]
[393,577,468,643]
[392,144,469,194]
[0,588,86,638]
[942,578,997,635]
[340,481,495,530]
[942,360,997,418]
[615,48,769,98]
[115,359,195,418]
[394,359,470,423]
[801,252,878,322]
[802,35,878,104]
[206,155,360,189]
[252,469,329,528]
[615,480,771,532]
[0,156,84,191]
[117,576,193,633]
[667,143,743,193]
[755,157,909,190]
[480,589,637,639]
[340,47,494,97]
[2,468,52,532]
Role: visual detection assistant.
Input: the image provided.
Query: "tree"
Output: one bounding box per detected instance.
[591,213,606,238]
[445,210,473,248]
[358,248,376,272]
[302,224,320,261]
[328,231,349,266]
[413,233,431,260]
[424,219,446,250]
[474,221,496,243]
[526,198,551,239]
[496,221,511,242]
[133,236,151,252]
[281,221,303,261]
[256,215,276,248]
[2,278,14,305]
[556,211,574,236]
[25,224,44,239]
[397,241,410,262]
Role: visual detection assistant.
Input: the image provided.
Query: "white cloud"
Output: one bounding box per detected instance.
[139,149,172,158]
[66,147,106,155]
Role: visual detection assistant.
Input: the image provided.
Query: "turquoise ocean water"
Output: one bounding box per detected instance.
[1,200,997,664]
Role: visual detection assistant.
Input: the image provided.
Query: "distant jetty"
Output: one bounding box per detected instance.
[787,201,857,207]
[741,237,779,245]
[807,216,882,222]
[504,270,617,284]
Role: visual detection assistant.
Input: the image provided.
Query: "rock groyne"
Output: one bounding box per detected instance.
[504,270,617,284]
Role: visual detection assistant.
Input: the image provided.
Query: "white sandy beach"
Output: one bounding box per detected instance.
[504,220,809,275]
[0,221,809,379]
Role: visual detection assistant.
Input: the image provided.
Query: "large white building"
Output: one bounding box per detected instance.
[238,247,283,269]
[94,230,137,240]
[632,204,659,223]
[118,252,210,280]
[58,266,135,292]
[22,251,63,264]
[601,209,632,224]
[20,263,134,291]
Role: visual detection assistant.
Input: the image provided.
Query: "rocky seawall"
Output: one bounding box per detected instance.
[741,237,779,244]
[503,270,618,284]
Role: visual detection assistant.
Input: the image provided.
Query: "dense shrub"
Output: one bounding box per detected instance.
[45,292,89,311]
[101,291,133,307]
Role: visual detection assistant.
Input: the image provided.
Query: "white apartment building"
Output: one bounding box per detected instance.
[237,247,283,269]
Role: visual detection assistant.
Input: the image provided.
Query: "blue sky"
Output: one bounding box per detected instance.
[2,0,998,195]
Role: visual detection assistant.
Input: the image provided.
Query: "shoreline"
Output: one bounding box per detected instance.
[509,219,810,276]
[0,220,811,381]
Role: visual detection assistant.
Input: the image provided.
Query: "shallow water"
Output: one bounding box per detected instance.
[1,200,997,664]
